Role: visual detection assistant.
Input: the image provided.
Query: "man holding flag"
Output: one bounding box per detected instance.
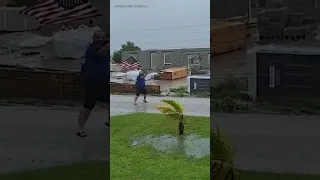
[20,0,108,137]
[77,30,110,137]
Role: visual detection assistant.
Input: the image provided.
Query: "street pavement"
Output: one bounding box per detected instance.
[0,95,209,173]
[110,95,210,117]
[0,105,109,173]
[212,113,320,175]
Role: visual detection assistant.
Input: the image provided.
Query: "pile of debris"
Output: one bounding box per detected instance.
[211,20,247,55]
[0,25,101,71]
[0,32,55,67]
[110,70,160,84]
[258,7,318,42]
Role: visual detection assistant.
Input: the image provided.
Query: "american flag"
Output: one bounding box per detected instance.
[20,0,101,25]
[119,56,141,71]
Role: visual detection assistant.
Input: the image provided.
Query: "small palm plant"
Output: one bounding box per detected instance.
[154,99,185,135]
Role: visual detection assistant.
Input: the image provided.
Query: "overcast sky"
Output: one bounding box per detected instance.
[110,0,210,53]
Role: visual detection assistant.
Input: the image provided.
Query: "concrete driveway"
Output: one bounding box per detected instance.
[212,113,320,174]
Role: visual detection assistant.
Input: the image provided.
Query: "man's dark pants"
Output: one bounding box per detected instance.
[135,86,147,96]
[83,81,110,110]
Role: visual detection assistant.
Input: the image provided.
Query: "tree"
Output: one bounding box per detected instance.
[154,100,185,135]
[112,41,141,64]
[112,51,122,64]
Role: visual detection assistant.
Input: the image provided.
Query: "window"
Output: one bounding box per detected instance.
[208,53,210,64]
[187,54,200,65]
[163,52,172,65]
[269,66,280,88]
[150,52,156,69]
[252,0,267,8]
[316,0,320,8]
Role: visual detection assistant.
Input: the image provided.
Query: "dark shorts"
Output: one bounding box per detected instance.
[136,86,147,96]
[83,82,109,110]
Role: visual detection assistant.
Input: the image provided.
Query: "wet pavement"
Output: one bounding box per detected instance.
[212,113,320,174]
[0,105,108,173]
[110,95,210,117]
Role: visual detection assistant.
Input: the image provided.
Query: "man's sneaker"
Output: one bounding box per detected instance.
[76,131,88,137]
[105,122,110,127]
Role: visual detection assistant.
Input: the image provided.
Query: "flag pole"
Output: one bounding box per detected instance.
[248,0,252,22]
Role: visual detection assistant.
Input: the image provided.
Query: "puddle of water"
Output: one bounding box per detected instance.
[131,134,209,159]
[184,134,210,159]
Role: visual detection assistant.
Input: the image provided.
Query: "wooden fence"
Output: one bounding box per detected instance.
[0,65,161,101]
[0,65,82,100]
[110,83,160,94]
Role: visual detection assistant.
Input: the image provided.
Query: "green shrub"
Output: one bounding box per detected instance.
[173,92,186,97]
[211,160,240,180]
[212,76,243,99]
[170,86,188,97]
[170,86,187,93]
[194,92,210,98]
[211,97,250,113]
[211,128,235,166]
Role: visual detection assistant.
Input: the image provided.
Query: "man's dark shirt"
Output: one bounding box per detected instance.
[136,74,146,88]
[81,42,109,85]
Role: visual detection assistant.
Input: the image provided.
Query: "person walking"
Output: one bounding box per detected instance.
[134,70,148,105]
[77,30,110,137]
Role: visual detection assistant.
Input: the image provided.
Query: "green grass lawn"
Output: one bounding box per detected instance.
[0,161,109,180]
[2,161,319,180]
[240,170,320,180]
[111,113,210,180]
